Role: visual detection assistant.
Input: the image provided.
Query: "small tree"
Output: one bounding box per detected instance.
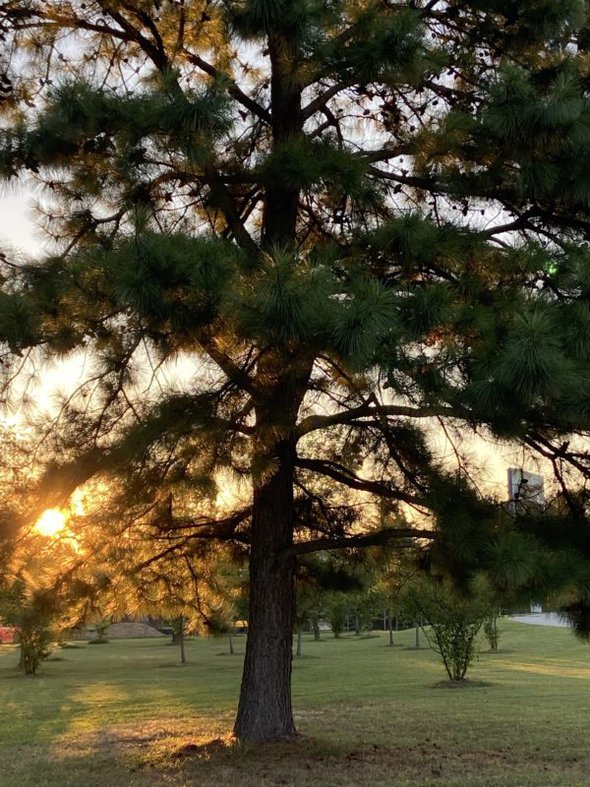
[171,615,193,662]
[18,621,53,675]
[326,592,349,639]
[372,541,421,646]
[295,553,366,645]
[404,576,493,683]
[294,582,322,656]
[483,614,501,652]
[1,580,54,675]
[350,587,381,636]
[89,618,110,644]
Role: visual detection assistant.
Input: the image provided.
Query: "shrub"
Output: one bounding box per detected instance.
[17,624,53,675]
[403,576,493,682]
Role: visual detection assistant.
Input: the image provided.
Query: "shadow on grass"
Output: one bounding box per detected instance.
[3,708,590,787]
[0,639,238,748]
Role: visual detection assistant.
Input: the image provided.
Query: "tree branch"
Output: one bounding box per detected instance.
[297,401,466,438]
[196,327,258,397]
[181,50,271,125]
[286,525,436,556]
[296,456,426,507]
[367,165,437,191]
[301,81,352,120]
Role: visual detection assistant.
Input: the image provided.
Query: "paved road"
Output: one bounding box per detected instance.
[510,612,570,627]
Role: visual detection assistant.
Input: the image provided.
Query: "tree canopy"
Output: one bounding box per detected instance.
[3,0,590,741]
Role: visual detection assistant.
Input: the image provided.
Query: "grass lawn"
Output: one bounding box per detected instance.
[1,621,589,786]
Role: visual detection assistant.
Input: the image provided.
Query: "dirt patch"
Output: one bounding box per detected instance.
[171,739,231,760]
[432,679,492,689]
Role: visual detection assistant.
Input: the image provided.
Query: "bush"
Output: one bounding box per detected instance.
[17,626,52,675]
[403,576,493,682]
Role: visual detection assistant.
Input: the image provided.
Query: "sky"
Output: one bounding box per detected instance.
[0,192,42,257]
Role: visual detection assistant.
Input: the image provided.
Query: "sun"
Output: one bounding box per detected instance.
[34,508,66,537]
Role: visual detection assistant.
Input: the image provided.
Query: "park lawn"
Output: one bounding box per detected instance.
[0,622,589,786]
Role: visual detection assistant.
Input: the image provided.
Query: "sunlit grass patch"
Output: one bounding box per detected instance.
[495,659,590,679]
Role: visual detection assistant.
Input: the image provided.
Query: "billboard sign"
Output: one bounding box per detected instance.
[507,468,545,512]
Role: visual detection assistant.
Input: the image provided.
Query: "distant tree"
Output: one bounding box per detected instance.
[172,615,186,663]
[483,614,501,652]
[295,583,323,645]
[370,538,421,646]
[61,486,248,642]
[0,426,37,603]
[4,0,590,741]
[295,551,366,650]
[294,571,323,656]
[326,592,349,640]
[0,473,90,674]
[89,618,111,644]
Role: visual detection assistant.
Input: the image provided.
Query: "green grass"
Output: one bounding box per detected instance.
[1,622,590,786]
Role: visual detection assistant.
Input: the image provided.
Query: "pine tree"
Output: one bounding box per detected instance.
[2,0,590,741]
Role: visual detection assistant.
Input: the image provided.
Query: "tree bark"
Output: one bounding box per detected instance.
[262,28,302,247]
[233,439,298,742]
[312,615,321,641]
[179,615,186,665]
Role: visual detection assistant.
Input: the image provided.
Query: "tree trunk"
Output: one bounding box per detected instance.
[179,615,186,665]
[262,29,301,247]
[296,628,302,658]
[312,616,321,641]
[233,18,302,742]
[233,439,298,742]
